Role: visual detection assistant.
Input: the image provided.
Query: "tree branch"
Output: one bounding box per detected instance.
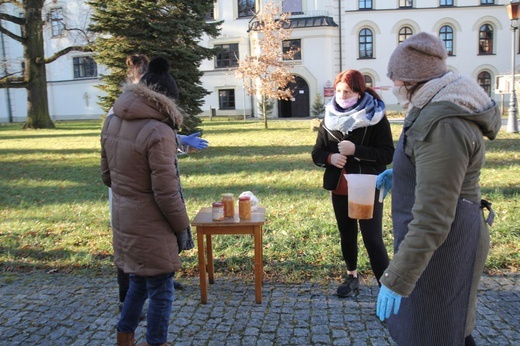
[37,45,93,64]
[0,23,25,44]
[0,76,27,88]
[0,12,25,25]
[0,70,23,80]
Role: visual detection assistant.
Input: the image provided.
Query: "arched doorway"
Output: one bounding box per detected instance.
[278,76,310,118]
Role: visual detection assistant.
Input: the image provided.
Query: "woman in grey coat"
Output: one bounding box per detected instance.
[375,32,501,346]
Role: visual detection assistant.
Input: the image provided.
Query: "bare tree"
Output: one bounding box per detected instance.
[236,2,298,129]
[0,0,92,128]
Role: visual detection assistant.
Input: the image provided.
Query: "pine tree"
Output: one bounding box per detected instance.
[311,93,325,118]
[88,0,221,134]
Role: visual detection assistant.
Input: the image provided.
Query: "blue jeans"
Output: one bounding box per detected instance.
[117,272,174,345]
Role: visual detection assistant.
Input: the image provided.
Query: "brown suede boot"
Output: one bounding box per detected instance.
[117,332,135,346]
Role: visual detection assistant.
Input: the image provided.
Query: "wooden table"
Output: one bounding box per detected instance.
[191,206,266,304]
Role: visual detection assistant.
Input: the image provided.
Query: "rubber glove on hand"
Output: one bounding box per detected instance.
[376,284,403,321]
[182,132,208,150]
[176,231,188,254]
[376,169,393,200]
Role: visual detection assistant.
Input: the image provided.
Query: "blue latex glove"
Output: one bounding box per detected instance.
[181,132,208,150]
[376,169,393,200]
[376,284,403,321]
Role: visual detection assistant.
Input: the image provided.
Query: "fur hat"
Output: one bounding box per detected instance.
[140,57,179,100]
[387,32,448,83]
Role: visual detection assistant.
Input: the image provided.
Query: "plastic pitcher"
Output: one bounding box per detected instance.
[345,174,378,220]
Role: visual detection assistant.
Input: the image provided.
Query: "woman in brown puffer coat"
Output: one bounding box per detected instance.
[101,57,189,346]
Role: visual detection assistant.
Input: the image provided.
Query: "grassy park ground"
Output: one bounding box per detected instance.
[0,118,518,283]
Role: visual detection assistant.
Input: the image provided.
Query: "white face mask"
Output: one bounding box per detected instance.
[336,95,359,109]
[392,86,410,108]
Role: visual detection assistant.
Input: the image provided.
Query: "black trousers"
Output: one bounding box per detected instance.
[331,192,389,282]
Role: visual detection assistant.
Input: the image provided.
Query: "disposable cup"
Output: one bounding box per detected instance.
[345,174,378,220]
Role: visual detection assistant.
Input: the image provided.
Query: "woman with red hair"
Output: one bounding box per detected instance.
[312,69,394,297]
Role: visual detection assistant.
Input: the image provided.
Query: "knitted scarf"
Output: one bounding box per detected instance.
[323,92,385,135]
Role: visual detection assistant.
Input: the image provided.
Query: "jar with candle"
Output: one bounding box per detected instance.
[238,195,251,220]
[221,193,235,218]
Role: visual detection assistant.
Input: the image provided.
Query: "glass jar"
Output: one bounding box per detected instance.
[238,195,251,220]
[212,202,224,221]
[221,193,235,218]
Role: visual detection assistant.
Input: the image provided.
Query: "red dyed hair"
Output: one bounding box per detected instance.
[333,69,381,101]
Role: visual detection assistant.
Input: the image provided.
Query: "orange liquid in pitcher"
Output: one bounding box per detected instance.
[348,202,374,220]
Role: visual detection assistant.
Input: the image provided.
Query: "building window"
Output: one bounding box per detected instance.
[364,74,373,88]
[219,89,235,109]
[215,44,239,68]
[439,25,454,56]
[399,0,413,8]
[73,56,97,78]
[440,0,454,6]
[283,39,301,60]
[359,0,373,10]
[238,0,255,18]
[398,27,413,44]
[481,0,494,4]
[50,7,65,37]
[479,24,493,54]
[282,0,303,15]
[19,12,25,36]
[478,71,492,96]
[359,28,373,59]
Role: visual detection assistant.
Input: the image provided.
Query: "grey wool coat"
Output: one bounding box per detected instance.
[101,83,190,277]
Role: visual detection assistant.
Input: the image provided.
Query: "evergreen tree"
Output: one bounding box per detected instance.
[88,0,221,134]
[311,92,325,118]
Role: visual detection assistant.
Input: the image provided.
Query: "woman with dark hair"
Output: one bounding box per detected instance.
[312,69,394,297]
[101,57,189,346]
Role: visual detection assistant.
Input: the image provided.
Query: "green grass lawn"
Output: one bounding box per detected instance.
[0,118,518,283]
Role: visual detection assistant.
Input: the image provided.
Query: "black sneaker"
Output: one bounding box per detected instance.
[337,274,360,298]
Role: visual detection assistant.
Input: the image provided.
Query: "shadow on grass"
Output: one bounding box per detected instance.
[178,253,343,284]
[0,132,101,140]
[0,245,113,275]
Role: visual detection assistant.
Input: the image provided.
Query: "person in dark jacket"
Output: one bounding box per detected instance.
[101,57,189,346]
[312,69,394,297]
[376,32,501,346]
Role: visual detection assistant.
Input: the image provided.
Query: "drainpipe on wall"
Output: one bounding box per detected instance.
[338,0,342,72]
[0,26,14,123]
[248,12,258,118]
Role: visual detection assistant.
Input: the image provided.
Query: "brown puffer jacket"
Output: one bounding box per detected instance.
[100,83,190,276]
